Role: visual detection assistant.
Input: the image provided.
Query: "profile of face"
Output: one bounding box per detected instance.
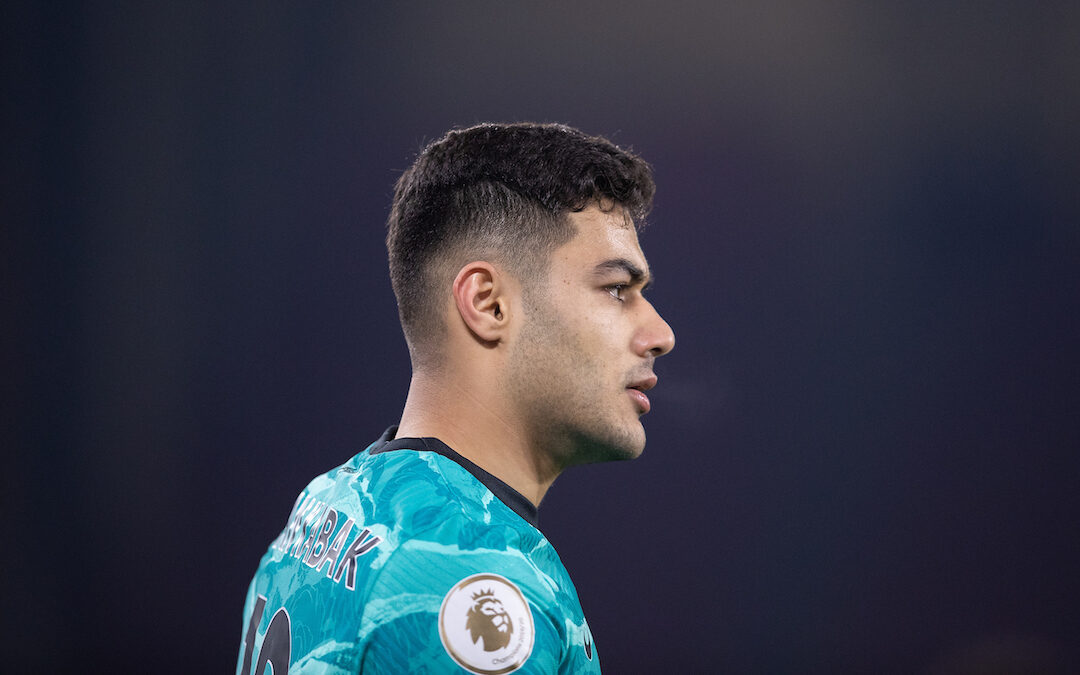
[506,206,676,465]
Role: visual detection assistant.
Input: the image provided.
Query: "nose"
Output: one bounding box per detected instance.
[633,299,675,358]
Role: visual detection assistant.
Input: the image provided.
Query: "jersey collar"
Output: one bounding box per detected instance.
[370,426,540,528]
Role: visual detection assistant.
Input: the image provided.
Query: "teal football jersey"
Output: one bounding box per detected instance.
[237,429,601,674]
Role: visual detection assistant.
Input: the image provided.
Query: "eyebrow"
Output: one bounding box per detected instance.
[592,258,654,291]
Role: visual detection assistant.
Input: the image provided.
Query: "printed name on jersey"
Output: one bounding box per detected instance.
[270,490,383,591]
[439,573,535,675]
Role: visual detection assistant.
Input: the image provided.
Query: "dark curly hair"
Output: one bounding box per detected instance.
[386,122,655,366]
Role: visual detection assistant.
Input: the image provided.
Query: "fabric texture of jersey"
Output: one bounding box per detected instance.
[237,428,600,674]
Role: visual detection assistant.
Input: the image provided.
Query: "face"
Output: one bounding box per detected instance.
[505,206,675,466]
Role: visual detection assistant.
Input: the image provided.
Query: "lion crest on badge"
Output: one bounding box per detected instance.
[440,573,535,674]
[465,589,513,651]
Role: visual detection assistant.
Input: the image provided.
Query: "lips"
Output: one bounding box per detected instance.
[626,374,657,414]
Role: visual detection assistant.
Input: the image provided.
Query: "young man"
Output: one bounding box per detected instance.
[237,123,675,674]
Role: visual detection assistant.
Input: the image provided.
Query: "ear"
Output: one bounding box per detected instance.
[451,261,513,343]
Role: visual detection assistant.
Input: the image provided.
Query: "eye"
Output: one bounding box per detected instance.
[606,284,628,302]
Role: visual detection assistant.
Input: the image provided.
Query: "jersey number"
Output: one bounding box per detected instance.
[241,595,291,675]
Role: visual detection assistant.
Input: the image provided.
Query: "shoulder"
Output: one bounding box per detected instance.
[352,446,530,538]
[357,447,552,596]
[351,452,580,673]
[245,446,593,673]
[359,522,571,674]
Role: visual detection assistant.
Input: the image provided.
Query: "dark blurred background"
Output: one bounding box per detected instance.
[5,2,1079,672]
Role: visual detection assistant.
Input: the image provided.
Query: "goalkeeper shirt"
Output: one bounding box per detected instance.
[237,427,601,674]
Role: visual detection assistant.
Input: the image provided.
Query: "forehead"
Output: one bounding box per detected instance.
[554,207,648,271]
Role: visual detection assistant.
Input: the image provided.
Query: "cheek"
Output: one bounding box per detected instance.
[514,304,624,391]
[560,307,624,348]
[578,320,629,368]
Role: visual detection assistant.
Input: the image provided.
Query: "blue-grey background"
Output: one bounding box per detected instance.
[5,3,1079,672]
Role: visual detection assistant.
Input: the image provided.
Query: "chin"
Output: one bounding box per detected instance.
[569,424,646,465]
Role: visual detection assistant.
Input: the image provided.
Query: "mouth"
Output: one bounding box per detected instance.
[626,375,658,414]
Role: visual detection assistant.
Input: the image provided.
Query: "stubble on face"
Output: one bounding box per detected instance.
[506,293,647,469]
[503,215,650,468]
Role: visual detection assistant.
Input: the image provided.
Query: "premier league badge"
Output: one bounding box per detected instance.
[439,573,535,674]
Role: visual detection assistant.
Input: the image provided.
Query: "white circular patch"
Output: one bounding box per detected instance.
[439,573,535,674]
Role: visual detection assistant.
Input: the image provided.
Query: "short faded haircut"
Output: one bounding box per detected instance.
[386,122,655,367]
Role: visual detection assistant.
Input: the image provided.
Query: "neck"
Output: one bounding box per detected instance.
[395,368,561,506]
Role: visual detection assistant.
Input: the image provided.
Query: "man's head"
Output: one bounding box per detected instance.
[387,122,673,465]
[387,122,655,368]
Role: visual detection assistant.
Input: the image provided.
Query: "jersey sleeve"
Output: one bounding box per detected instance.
[356,517,569,674]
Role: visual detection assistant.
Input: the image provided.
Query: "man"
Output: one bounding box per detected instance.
[237,122,675,674]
